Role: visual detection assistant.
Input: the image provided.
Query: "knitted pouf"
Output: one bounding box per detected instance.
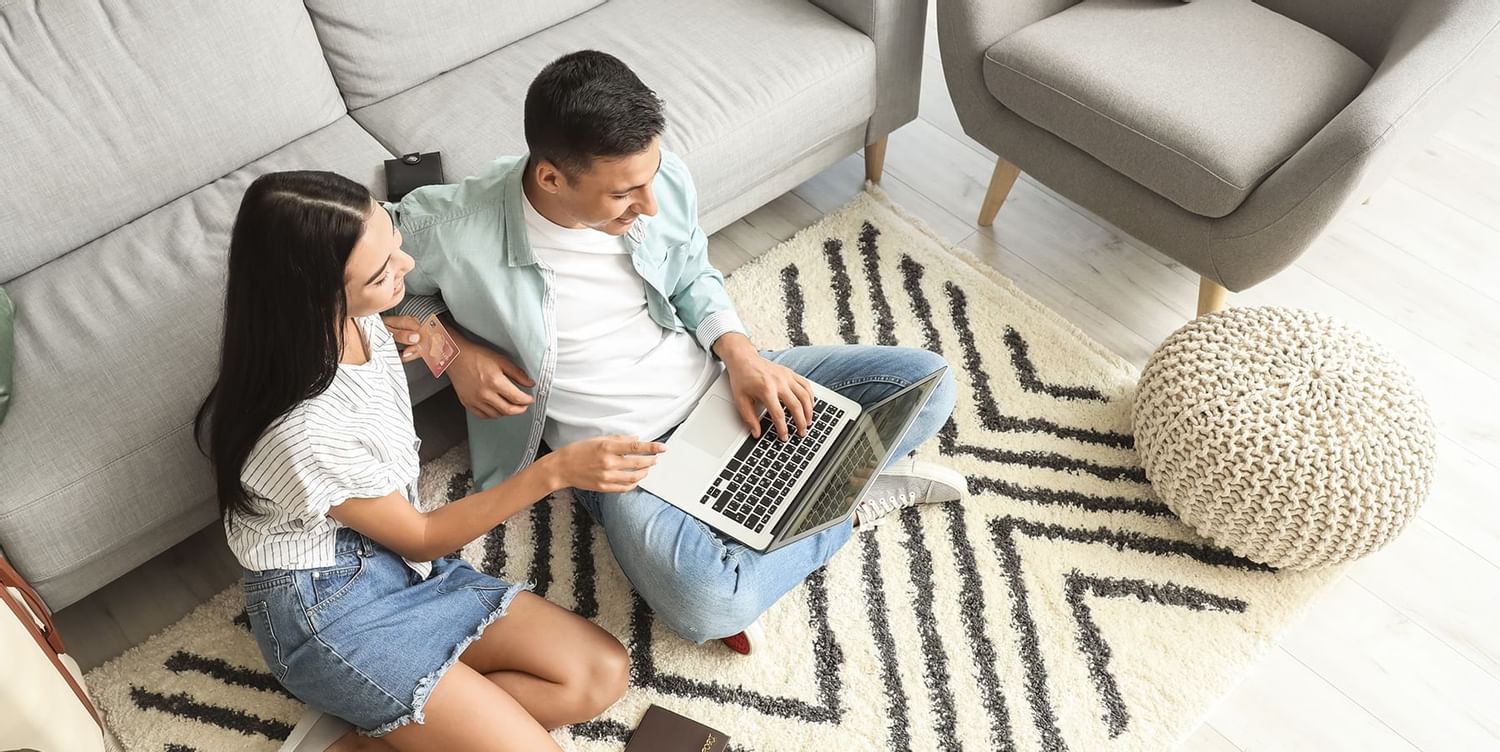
[1132,306,1436,570]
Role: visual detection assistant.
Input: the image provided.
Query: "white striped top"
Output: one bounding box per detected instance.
[226,315,429,577]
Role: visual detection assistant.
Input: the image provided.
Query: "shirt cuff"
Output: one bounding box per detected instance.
[695,309,750,354]
[388,293,448,323]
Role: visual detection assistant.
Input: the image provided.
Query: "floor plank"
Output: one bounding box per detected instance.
[1420,437,1500,570]
[1207,647,1419,752]
[1277,577,1500,750]
[1346,180,1500,307]
[1344,519,1500,681]
[1298,221,1500,381]
[1177,724,1244,752]
[1393,138,1500,235]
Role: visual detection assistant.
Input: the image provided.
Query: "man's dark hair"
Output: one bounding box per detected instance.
[524,50,665,179]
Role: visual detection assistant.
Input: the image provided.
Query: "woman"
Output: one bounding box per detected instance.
[197,171,657,750]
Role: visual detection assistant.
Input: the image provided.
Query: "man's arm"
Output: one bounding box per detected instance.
[378,192,535,419]
[660,154,812,440]
[381,198,448,323]
[660,153,750,353]
[668,223,751,354]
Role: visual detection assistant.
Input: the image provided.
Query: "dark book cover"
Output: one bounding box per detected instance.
[623,704,730,752]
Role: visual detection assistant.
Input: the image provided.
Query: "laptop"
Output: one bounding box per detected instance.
[642,366,948,552]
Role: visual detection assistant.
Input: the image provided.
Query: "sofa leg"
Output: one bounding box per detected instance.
[1197,277,1229,316]
[979,158,1021,227]
[865,138,888,183]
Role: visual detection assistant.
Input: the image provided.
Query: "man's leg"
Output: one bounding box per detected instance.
[573,485,851,643]
[576,345,956,643]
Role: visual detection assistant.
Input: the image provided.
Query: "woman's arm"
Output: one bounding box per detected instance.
[326,436,665,561]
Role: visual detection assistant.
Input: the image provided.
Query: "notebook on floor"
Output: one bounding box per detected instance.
[624,704,729,752]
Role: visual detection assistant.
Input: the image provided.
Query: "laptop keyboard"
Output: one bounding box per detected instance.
[699,399,845,533]
[791,432,880,536]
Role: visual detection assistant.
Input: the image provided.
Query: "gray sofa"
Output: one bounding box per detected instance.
[937,0,1500,314]
[0,0,927,609]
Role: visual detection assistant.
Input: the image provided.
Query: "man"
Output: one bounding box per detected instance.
[384,50,963,654]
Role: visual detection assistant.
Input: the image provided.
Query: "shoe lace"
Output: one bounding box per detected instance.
[862,487,912,519]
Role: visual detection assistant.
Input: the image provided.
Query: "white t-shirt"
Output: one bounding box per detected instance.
[524,194,719,448]
[227,316,429,577]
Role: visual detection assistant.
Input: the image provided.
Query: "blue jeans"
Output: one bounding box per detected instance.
[242,530,530,735]
[574,345,956,643]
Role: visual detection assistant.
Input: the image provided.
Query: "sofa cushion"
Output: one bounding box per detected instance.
[984,0,1372,217]
[0,0,346,282]
[0,117,392,609]
[350,0,875,230]
[304,0,606,110]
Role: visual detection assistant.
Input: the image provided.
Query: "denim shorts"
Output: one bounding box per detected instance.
[242,529,530,736]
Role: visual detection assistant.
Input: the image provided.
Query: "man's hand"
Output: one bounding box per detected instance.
[714,333,814,441]
[447,335,536,419]
[385,315,535,418]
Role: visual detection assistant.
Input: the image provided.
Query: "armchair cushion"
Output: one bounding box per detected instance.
[984,0,1372,217]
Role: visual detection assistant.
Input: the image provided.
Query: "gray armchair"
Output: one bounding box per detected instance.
[936,0,1500,315]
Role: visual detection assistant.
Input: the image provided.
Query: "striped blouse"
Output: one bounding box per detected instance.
[226,315,429,577]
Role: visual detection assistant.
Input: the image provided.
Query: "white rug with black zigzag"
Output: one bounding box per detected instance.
[86,187,1336,751]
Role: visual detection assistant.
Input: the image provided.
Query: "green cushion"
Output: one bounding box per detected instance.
[0,287,12,426]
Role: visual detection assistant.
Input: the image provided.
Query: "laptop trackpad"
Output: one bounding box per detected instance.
[675,396,744,459]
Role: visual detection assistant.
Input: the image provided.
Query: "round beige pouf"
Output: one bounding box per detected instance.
[1132,306,1436,570]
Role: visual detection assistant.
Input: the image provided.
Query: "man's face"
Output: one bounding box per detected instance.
[543,137,662,236]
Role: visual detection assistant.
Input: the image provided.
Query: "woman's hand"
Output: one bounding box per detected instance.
[545,435,667,493]
[381,315,424,362]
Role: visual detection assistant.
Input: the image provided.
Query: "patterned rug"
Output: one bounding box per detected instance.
[86,187,1335,751]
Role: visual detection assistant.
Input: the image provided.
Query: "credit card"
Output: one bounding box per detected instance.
[418,314,460,378]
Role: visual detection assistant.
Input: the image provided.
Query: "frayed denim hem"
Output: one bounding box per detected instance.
[363,581,534,737]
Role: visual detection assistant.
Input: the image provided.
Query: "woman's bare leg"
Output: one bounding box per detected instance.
[379,661,561,752]
[457,592,629,729]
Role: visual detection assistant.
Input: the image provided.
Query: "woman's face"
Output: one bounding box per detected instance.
[343,201,414,317]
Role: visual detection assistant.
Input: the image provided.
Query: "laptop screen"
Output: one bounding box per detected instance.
[780,368,947,539]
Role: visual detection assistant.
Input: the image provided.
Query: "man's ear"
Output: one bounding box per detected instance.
[535,159,567,194]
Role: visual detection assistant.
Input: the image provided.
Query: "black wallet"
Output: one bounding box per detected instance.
[384,151,444,202]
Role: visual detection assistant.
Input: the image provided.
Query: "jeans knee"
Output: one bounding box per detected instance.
[650,582,762,643]
[931,362,958,415]
[910,350,957,415]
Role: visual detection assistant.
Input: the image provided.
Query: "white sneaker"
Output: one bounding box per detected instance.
[853,458,967,531]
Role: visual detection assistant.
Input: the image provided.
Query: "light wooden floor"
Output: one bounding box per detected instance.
[57,16,1499,752]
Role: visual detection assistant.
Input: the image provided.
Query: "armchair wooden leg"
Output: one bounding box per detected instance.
[979,158,1022,227]
[1197,277,1229,316]
[865,138,888,183]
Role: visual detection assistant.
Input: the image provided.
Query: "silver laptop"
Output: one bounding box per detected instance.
[642,367,948,552]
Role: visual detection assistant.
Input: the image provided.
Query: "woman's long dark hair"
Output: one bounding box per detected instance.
[196,171,374,520]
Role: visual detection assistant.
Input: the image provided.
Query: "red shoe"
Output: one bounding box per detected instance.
[719,619,765,655]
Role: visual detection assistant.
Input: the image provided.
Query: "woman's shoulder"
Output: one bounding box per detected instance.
[246,399,350,464]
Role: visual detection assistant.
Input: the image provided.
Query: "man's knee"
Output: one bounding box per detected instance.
[649,579,762,643]
[907,348,957,413]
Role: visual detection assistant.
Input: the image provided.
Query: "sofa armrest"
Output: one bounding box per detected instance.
[809,0,930,143]
[936,0,1076,132]
[1215,0,1500,264]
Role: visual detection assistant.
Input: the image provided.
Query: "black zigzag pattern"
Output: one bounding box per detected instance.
[132,212,1274,751]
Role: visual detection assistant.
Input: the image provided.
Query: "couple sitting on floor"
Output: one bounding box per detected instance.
[196,50,962,751]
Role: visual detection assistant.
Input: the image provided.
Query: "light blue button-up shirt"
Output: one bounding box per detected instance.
[386,150,747,490]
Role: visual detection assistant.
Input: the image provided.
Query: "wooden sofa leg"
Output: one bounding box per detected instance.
[1197,277,1229,316]
[865,138,888,183]
[979,158,1021,227]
